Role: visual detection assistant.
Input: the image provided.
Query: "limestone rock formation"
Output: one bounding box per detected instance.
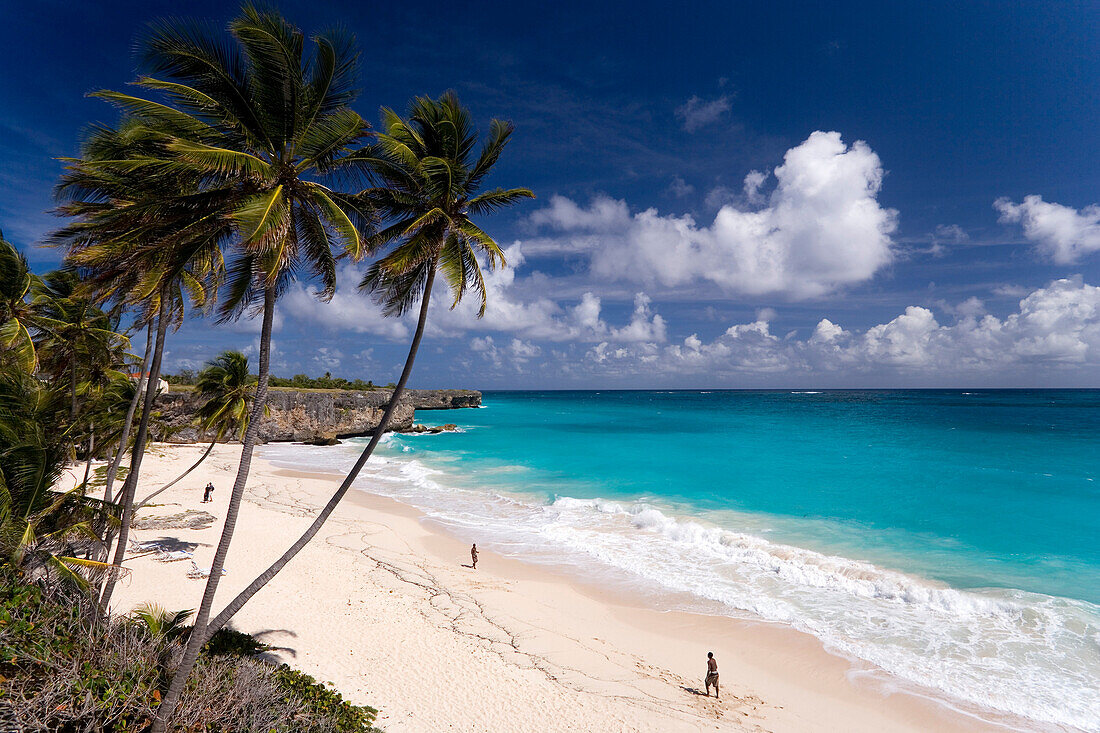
[157,388,480,444]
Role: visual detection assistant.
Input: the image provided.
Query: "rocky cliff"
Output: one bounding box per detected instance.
[157,388,480,444]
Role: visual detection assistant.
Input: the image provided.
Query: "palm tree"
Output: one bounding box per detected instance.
[135,350,258,510]
[0,233,44,373]
[54,120,228,609]
[0,369,117,592]
[32,270,125,421]
[155,92,533,730]
[129,603,194,641]
[111,8,376,727]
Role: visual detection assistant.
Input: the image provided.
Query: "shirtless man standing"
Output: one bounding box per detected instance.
[471,543,478,569]
[705,652,719,699]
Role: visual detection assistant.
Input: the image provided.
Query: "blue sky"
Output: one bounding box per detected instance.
[2,0,1099,388]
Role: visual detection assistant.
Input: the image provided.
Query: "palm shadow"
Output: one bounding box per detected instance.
[251,628,299,658]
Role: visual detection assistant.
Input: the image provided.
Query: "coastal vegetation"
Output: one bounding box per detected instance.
[165,368,396,392]
[0,566,381,731]
[0,3,530,730]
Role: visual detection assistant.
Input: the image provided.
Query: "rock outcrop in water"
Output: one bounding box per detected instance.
[157,388,480,444]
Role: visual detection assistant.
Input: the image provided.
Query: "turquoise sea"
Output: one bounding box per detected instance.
[260,390,1100,731]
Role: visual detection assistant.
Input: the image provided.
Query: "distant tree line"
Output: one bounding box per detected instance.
[164,369,396,391]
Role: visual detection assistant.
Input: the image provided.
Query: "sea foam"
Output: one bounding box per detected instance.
[259,441,1100,732]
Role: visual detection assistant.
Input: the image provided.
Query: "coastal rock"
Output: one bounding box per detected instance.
[405,423,460,434]
[156,388,480,444]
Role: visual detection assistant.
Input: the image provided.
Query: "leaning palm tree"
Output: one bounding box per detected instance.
[55,118,226,512]
[135,350,258,510]
[154,91,532,731]
[55,123,226,610]
[121,8,376,728]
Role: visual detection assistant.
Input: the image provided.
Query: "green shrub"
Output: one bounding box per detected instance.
[272,665,381,733]
[0,566,384,732]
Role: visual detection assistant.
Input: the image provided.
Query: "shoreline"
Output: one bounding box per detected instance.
[96,444,1047,732]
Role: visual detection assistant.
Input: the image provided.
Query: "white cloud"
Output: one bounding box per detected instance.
[529,131,898,300]
[281,244,668,346]
[571,277,1100,380]
[282,264,410,340]
[666,176,695,198]
[742,170,768,205]
[995,195,1100,264]
[934,224,970,244]
[675,94,732,132]
[607,293,667,343]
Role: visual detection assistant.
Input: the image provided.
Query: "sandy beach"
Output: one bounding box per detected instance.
[76,443,1034,733]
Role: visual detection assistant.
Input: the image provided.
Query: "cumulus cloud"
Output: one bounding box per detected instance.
[576,277,1100,379]
[675,94,732,132]
[528,131,898,299]
[282,264,410,340]
[995,195,1100,264]
[281,244,668,347]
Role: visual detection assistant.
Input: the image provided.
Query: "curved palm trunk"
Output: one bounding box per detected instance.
[98,299,169,612]
[103,320,155,505]
[152,284,277,733]
[134,440,216,511]
[204,268,436,639]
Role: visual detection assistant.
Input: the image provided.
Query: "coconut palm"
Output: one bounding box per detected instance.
[157,93,533,730]
[32,270,126,421]
[55,117,227,514]
[0,233,44,373]
[53,112,237,610]
[120,7,376,726]
[135,350,258,510]
[128,603,194,641]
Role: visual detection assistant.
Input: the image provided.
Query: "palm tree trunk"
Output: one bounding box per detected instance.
[103,319,155,505]
[134,440,216,511]
[70,360,78,421]
[151,284,276,733]
[81,428,94,489]
[202,267,437,643]
[98,299,169,612]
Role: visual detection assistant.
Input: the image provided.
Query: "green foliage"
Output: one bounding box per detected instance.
[268,371,382,391]
[0,564,164,731]
[0,566,384,731]
[272,665,382,733]
[0,370,117,587]
[0,232,42,373]
[355,91,534,318]
[163,369,196,386]
[128,603,194,642]
[195,351,258,441]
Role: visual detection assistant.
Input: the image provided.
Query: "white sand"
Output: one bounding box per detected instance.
[76,443,1033,732]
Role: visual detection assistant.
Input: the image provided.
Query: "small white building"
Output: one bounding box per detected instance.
[130,372,169,396]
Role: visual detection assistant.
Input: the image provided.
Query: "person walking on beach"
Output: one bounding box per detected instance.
[202,482,214,503]
[470,543,478,569]
[705,652,719,699]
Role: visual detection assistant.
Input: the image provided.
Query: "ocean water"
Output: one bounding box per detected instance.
[258,390,1100,731]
